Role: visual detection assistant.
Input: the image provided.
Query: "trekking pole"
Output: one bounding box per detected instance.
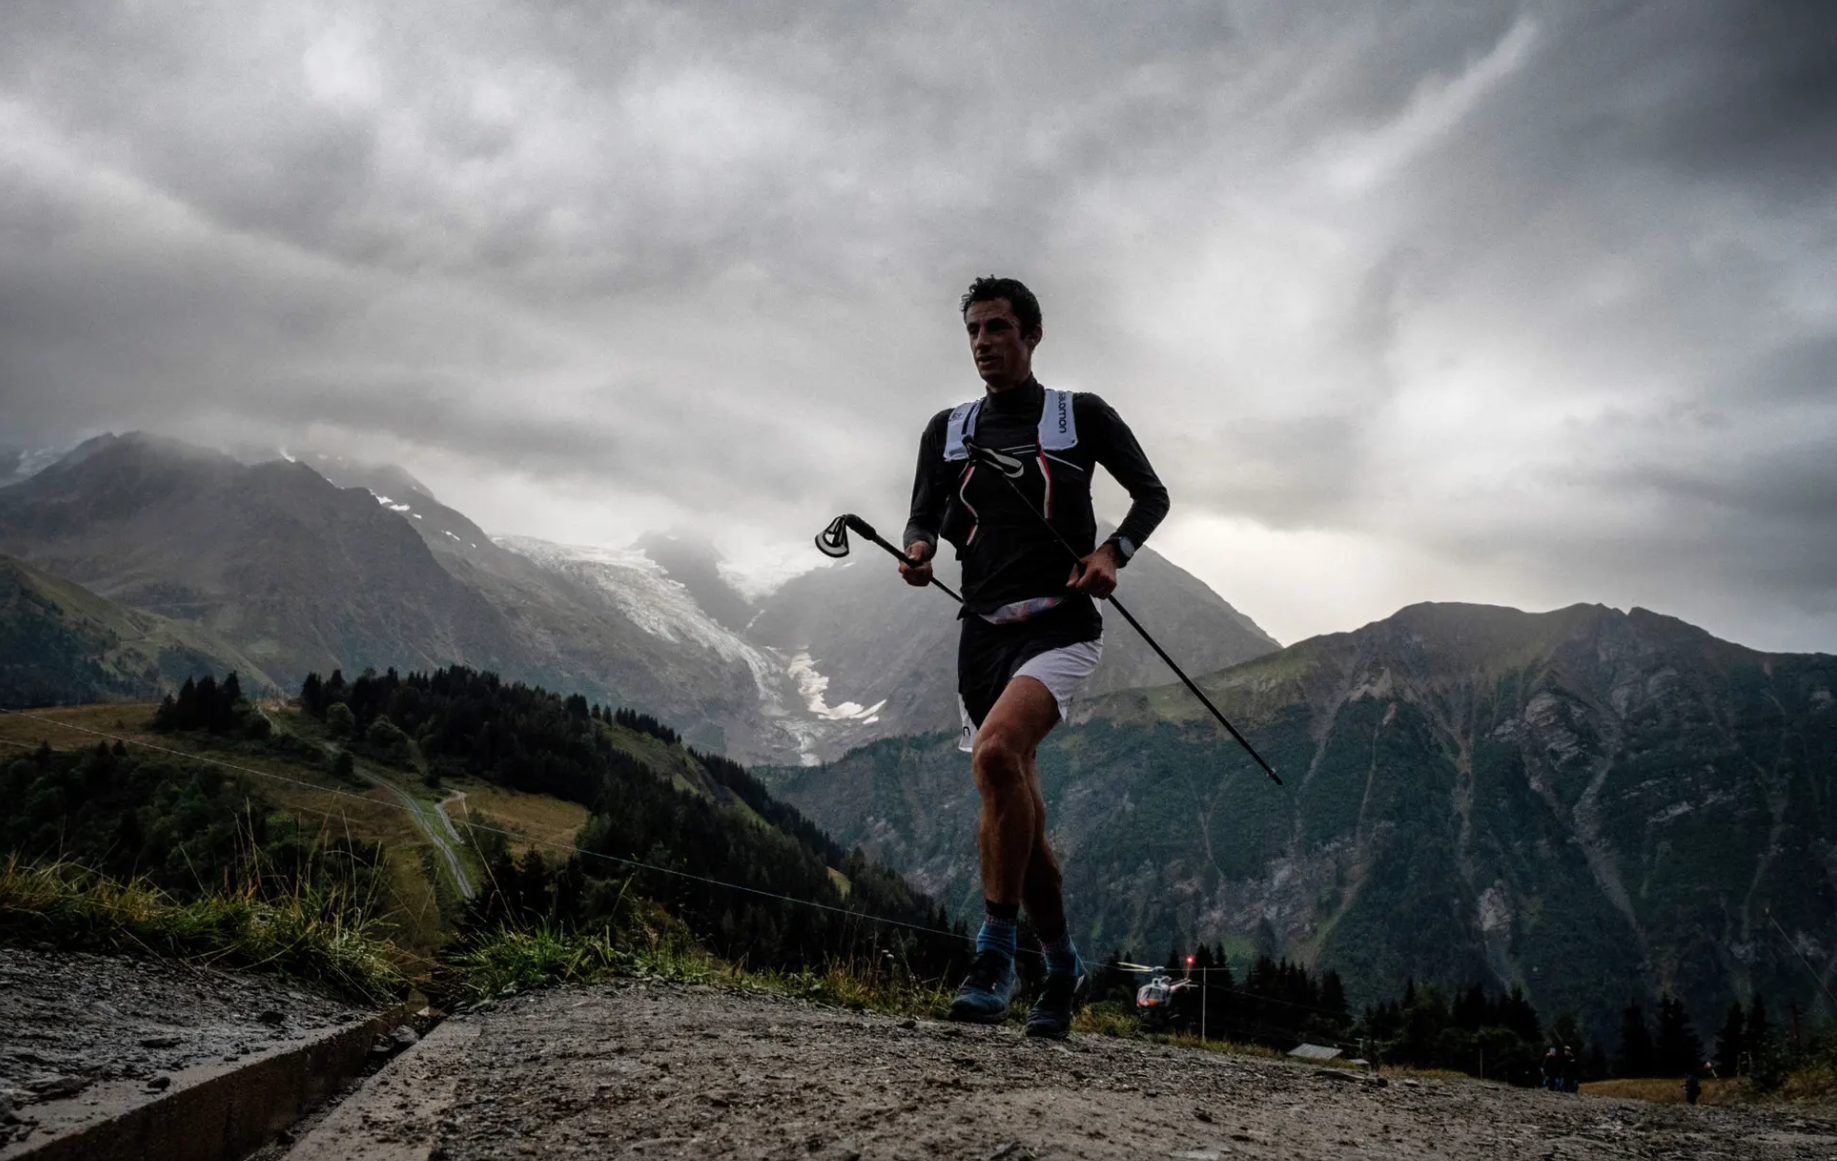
[815,513,963,604]
[965,443,1283,786]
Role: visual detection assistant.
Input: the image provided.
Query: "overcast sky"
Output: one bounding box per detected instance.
[3,1,1835,651]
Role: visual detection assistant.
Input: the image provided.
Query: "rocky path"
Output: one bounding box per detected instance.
[287,980,1837,1160]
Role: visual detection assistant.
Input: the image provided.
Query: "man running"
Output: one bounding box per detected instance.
[899,276,1169,1038]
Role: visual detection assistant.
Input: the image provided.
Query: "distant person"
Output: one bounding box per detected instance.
[900,277,1169,1038]
[1684,1068,1702,1105]
[1560,1045,1579,1093]
[1542,1047,1559,1091]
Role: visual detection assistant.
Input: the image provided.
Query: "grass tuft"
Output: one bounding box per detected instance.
[739,955,952,1018]
[442,920,717,1009]
[0,855,404,1004]
[445,923,955,1019]
[1580,1077,1743,1105]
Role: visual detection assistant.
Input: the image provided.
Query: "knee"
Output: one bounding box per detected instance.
[972,729,1027,792]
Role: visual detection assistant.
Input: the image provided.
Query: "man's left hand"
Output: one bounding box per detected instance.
[1066,541,1121,600]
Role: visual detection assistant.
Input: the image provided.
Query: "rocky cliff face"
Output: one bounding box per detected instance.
[757,601,1837,1039]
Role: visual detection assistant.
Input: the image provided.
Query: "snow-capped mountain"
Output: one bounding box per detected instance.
[0,442,82,488]
[497,536,890,765]
[0,433,1281,765]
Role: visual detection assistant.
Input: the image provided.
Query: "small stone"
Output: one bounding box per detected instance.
[899,1019,918,1030]
[390,1025,420,1048]
[26,1076,89,1101]
[257,1010,286,1026]
[139,1036,181,1049]
[145,1076,171,1093]
[1193,1108,1214,1122]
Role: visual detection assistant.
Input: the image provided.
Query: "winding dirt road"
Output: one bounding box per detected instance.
[285,980,1837,1160]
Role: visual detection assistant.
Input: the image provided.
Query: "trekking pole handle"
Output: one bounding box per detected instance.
[840,515,964,604]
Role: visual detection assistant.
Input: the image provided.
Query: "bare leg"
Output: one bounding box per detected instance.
[971,677,1060,908]
[1018,747,1067,937]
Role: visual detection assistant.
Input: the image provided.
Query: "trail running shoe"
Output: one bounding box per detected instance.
[1024,969,1090,1039]
[949,949,1019,1024]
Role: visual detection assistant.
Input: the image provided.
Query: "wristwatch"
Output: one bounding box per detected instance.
[1104,534,1136,567]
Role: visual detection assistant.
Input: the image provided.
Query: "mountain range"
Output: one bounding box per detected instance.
[7,431,1833,1041]
[755,600,1837,1041]
[0,433,1276,764]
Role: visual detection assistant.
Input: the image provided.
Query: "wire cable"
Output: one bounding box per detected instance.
[1766,907,1837,1013]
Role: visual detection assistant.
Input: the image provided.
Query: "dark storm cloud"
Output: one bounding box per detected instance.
[2,0,1835,649]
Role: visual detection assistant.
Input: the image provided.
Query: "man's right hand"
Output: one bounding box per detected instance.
[899,541,934,588]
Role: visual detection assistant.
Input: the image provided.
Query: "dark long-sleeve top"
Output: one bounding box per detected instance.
[903,379,1170,616]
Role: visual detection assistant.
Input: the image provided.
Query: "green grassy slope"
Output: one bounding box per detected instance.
[1,556,276,707]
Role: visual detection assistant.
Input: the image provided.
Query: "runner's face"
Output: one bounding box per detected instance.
[964,299,1040,389]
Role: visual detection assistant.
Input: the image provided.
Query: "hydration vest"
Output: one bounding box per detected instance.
[938,387,1084,549]
[942,387,1078,462]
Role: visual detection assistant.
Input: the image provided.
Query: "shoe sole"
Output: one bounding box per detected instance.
[948,1001,1010,1025]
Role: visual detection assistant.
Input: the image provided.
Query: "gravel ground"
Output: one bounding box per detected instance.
[0,945,366,1145]
[321,980,1837,1161]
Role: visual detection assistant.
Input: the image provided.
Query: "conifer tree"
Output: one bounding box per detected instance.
[1654,994,1704,1076]
[1617,1001,1655,1077]
[1321,971,1349,1029]
[174,676,198,726]
[1746,995,1773,1068]
[301,672,324,716]
[1714,1002,1746,1075]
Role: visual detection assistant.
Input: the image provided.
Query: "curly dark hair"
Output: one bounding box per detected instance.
[960,276,1042,335]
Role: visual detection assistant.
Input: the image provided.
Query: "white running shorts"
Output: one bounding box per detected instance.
[957,637,1104,752]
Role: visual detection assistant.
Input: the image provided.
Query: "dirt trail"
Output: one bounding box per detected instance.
[284,980,1837,1160]
[353,764,476,900]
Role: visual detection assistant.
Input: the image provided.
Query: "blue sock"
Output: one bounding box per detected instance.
[976,912,1018,963]
[1040,930,1080,977]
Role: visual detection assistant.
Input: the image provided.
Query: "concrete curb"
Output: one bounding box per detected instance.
[2,1006,409,1161]
[282,1018,479,1160]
